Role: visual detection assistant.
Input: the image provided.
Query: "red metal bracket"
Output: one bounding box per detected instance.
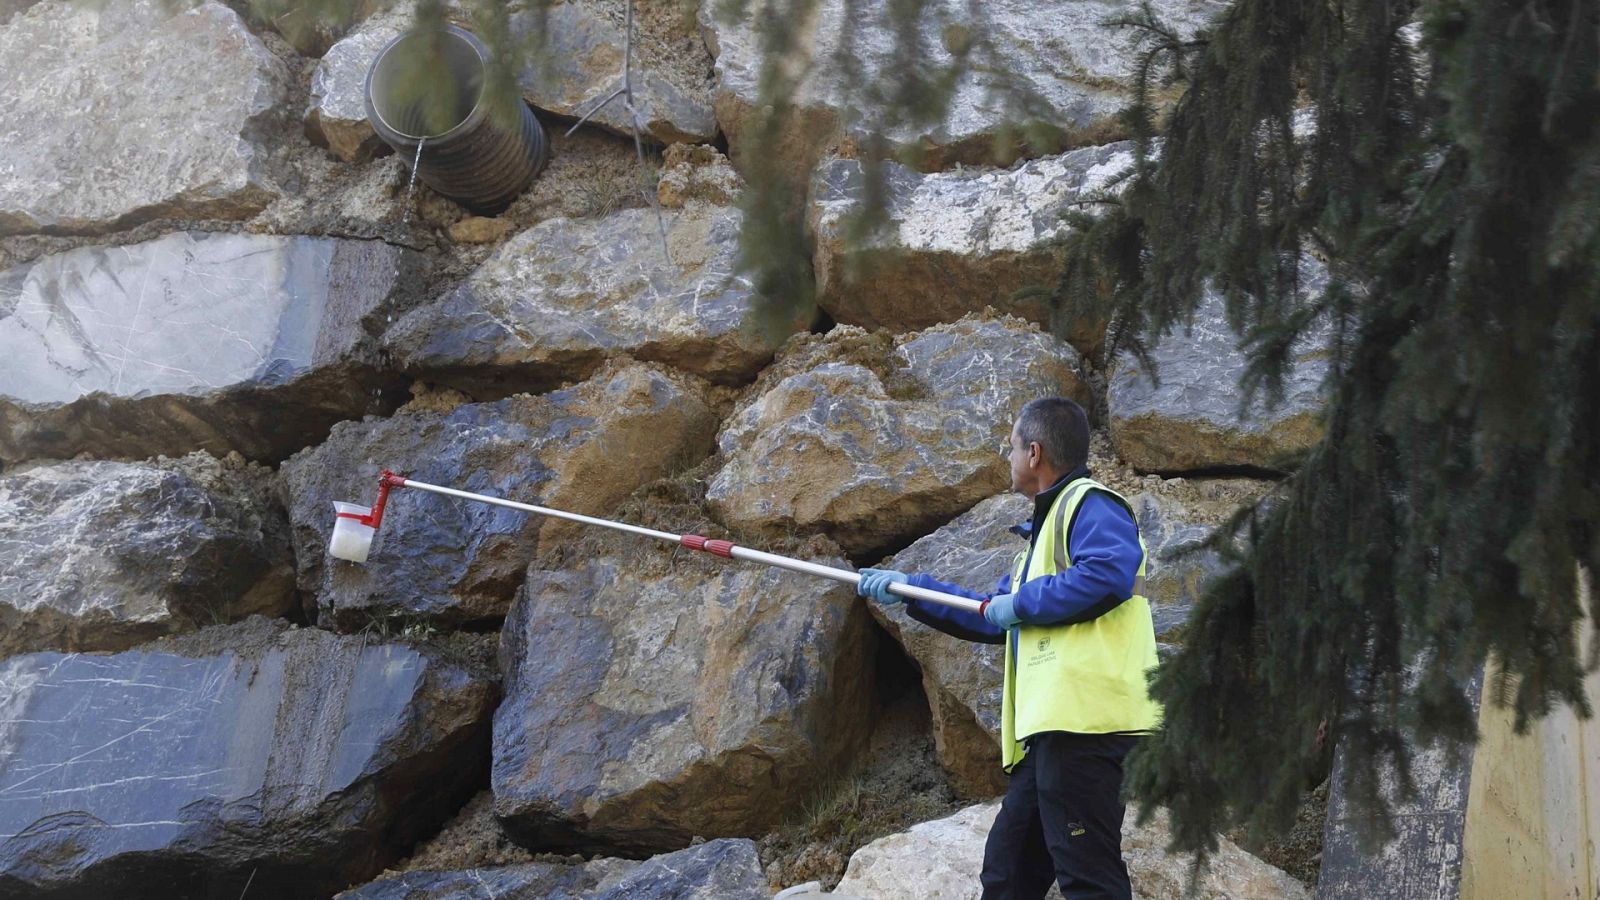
[358,469,409,529]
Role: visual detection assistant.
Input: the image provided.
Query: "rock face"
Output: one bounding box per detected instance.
[1108,263,1333,473]
[280,361,718,630]
[872,492,1024,797]
[702,0,1225,178]
[494,528,875,854]
[0,232,423,465]
[0,454,294,656]
[387,203,810,395]
[708,315,1086,556]
[0,618,497,900]
[809,145,1134,349]
[0,0,285,235]
[307,11,407,161]
[832,801,1310,899]
[511,2,717,144]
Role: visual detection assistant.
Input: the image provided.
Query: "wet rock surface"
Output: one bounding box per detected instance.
[0,0,286,235]
[0,453,294,656]
[494,524,874,854]
[809,144,1134,349]
[708,315,1086,557]
[387,203,810,395]
[829,801,1310,899]
[0,618,496,900]
[0,231,423,465]
[1108,262,1333,474]
[703,0,1225,178]
[280,361,718,630]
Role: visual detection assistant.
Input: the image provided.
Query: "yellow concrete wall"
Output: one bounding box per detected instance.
[1462,566,1599,900]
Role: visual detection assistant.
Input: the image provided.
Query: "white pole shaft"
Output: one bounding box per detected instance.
[393,477,985,614]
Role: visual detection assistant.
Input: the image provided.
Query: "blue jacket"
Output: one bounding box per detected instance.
[903,469,1143,644]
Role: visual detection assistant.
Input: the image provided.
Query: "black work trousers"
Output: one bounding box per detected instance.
[979,731,1139,900]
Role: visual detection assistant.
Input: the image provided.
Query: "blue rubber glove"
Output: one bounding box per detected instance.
[982,592,1021,629]
[857,568,910,605]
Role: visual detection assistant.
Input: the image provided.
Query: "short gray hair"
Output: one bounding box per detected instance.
[1014,397,1090,470]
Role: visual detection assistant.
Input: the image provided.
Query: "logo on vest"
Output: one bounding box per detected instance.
[1038,637,1050,652]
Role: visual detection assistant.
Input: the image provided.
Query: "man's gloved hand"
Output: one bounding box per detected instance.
[857,568,910,605]
[982,592,1021,629]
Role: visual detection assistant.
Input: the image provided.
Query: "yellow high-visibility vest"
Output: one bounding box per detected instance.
[1000,478,1162,771]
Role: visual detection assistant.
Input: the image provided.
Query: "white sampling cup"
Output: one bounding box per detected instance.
[329,502,376,563]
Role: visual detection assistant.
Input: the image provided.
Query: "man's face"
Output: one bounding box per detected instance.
[1005,424,1032,495]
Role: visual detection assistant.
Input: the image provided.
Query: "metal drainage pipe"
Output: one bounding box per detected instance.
[364,24,549,216]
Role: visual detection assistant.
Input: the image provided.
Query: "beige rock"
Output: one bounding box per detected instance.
[448,215,517,244]
[831,801,1310,899]
[707,314,1087,556]
[387,203,814,394]
[0,0,285,235]
[658,143,744,208]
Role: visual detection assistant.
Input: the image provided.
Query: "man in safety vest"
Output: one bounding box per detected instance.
[856,396,1160,900]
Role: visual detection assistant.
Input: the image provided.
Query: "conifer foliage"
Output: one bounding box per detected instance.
[1058,0,1600,855]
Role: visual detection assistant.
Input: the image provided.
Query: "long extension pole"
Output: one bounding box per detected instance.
[365,471,983,613]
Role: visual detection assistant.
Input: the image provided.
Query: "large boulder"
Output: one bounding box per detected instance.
[708,315,1087,557]
[702,0,1225,179]
[511,2,717,144]
[830,801,1310,899]
[280,361,719,631]
[386,203,811,396]
[1108,263,1333,474]
[494,527,875,854]
[0,453,294,656]
[0,618,497,900]
[809,144,1134,352]
[0,231,423,465]
[872,492,1023,797]
[0,0,285,235]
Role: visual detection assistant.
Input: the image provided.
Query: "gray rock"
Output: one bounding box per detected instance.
[809,145,1135,352]
[0,0,285,235]
[1318,679,1480,900]
[336,860,612,899]
[280,361,718,631]
[832,801,1309,899]
[307,11,407,161]
[589,839,769,899]
[494,527,874,854]
[702,0,1225,179]
[875,492,1024,797]
[0,0,40,27]
[0,231,422,464]
[707,315,1087,556]
[1130,489,1234,639]
[387,204,809,395]
[1108,261,1333,474]
[0,618,496,900]
[0,454,294,656]
[512,2,717,144]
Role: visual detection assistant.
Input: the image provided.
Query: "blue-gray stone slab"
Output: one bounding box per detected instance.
[0,619,495,899]
[0,232,422,464]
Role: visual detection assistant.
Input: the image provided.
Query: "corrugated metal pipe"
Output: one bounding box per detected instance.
[364,25,549,215]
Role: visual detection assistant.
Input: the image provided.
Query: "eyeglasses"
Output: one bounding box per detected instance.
[999,441,1014,460]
